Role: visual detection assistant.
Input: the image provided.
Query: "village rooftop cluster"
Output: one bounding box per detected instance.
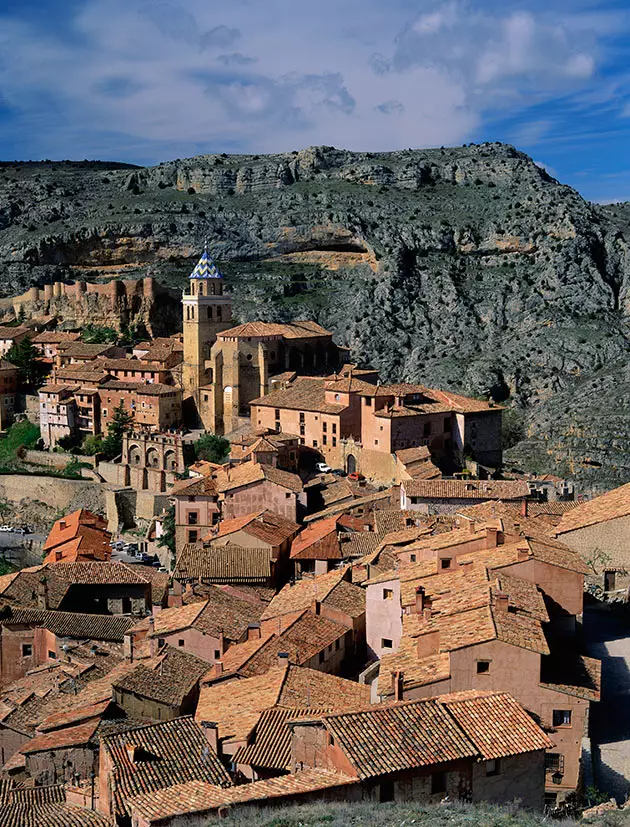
[0,250,627,824]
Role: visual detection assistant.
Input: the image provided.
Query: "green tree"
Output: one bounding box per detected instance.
[194,433,230,464]
[81,434,103,456]
[5,337,46,388]
[157,504,176,562]
[101,400,134,459]
[81,324,118,344]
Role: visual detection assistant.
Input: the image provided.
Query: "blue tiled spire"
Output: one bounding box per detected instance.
[190,243,222,279]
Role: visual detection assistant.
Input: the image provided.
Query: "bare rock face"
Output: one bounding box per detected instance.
[0,145,629,489]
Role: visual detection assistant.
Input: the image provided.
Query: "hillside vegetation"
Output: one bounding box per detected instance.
[219,800,624,827]
[1,145,630,488]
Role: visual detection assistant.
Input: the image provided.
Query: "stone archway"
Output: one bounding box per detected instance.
[164,450,176,472]
[129,444,142,465]
[146,447,160,468]
[346,454,357,474]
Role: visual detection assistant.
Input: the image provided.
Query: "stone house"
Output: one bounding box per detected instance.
[171,473,221,548]
[289,691,551,810]
[98,380,182,433]
[173,542,277,590]
[42,509,111,565]
[125,588,263,664]
[54,341,124,367]
[112,646,211,722]
[372,561,600,805]
[289,515,343,576]
[554,482,630,593]
[400,479,530,514]
[0,325,30,357]
[0,359,18,429]
[229,428,300,471]
[31,330,81,362]
[216,462,305,522]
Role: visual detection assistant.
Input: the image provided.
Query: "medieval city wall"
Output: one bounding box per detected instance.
[0,473,105,512]
[0,277,181,336]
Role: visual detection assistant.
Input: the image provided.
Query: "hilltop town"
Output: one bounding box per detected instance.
[0,248,628,825]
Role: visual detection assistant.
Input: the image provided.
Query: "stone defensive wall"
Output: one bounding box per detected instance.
[0,277,182,336]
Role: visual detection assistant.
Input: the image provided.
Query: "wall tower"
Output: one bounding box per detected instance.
[182,247,232,421]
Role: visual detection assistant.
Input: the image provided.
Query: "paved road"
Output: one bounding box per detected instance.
[584,604,630,803]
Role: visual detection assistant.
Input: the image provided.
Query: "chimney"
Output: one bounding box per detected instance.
[517,544,530,562]
[148,617,159,657]
[392,670,404,701]
[467,519,476,535]
[415,586,425,615]
[247,623,261,641]
[59,520,66,530]
[423,607,433,622]
[311,599,321,616]
[484,526,499,549]
[521,499,529,518]
[278,651,290,667]
[494,592,509,613]
[416,630,440,658]
[200,720,219,754]
[125,744,137,762]
[37,576,49,610]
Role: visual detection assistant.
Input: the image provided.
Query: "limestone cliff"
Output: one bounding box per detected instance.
[0,146,629,488]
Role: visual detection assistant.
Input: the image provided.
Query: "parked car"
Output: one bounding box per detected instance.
[347,472,365,482]
[332,469,347,477]
[0,525,13,533]
[316,462,332,473]
[13,527,27,535]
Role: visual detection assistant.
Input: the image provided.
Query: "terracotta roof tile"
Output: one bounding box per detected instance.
[403,479,530,500]
[1,607,134,641]
[251,378,347,415]
[218,320,331,340]
[540,654,601,701]
[209,510,299,546]
[113,646,210,707]
[555,483,630,534]
[126,769,356,822]
[261,567,349,621]
[20,718,100,754]
[236,610,349,677]
[43,510,108,553]
[0,802,110,826]
[173,543,273,584]
[102,716,231,818]
[291,517,341,560]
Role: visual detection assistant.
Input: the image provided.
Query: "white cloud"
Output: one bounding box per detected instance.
[0,0,622,160]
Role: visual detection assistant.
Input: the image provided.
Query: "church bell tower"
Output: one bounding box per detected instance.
[182,246,232,409]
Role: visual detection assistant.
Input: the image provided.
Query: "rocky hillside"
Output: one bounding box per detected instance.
[0,146,629,490]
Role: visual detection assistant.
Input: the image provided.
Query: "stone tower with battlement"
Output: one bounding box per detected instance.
[182,247,233,426]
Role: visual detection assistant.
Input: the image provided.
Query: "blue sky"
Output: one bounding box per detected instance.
[0,0,629,202]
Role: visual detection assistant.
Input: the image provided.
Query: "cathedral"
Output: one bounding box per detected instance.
[182,248,348,434]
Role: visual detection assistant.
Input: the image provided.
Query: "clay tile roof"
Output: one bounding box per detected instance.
[32,332,81,344]
[0,325,29,339]
[218,320,331,340]
[173,543,273,584]
[170,474,218,497]
[290,516,341,560]
[102,716,231,818]
[395,445,433,464]
[320,699,478,779]
[215,462,303,495]
[112,646,211,707]
[261,567,349,621]
[209,510,299,546]
[43,561,149,585]
[232,707,331,770]
[126,769,356,822]
[540,654,601,701]
[43,510,108,553]
[523,537,590,574]
[37,699,112,733]
[403,479,530,500]
[440,691,553,759]
[236,610,349,677]
[2,607,134,641]
[303,490,392,523]
[56,342,113,357]
[20,718,100,754]
[338,531,382,558]
[130,588,263,642]
[0,802,110,826]
[555,483,630,534]
[250,378,347,415]
[321,480,355,507]
[322,579,365,619]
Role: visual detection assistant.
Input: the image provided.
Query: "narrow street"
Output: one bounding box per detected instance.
[584,603,630,803]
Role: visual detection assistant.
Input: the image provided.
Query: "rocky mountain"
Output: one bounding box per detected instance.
[0,145,629,490]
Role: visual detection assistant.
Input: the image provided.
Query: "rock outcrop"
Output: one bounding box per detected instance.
[0,146,629,489]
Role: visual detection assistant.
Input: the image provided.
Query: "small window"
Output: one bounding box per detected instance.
[21,644,32,658]
[440,558,452,570]
[383,588,393,600]
[204,394,209,402]
[486,758,500,776]
[323,422,327,432]
[332,423,337,434]
[410,554,417,563]
[552,710,572,728]
[374,439,378,446]
[187,512,199,525]
[381,638,393,649]
[431,772,446,794]
[476,660,490,674]
[48,650,56,659]
[214,650,221,659]
[332,437,337,447]
[313,440,318,448]
[188,529,198,543]
[285,492,291,499]
[178,639,185,647]
[275,409,280,419]
[545,753,563,773]
[318,651,325,663]
[158,638,165,646]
